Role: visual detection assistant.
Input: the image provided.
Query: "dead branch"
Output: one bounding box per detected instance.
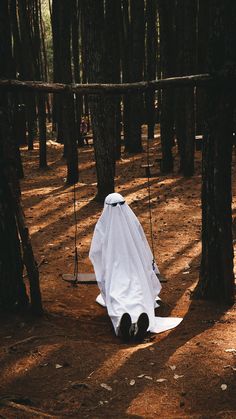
[23,257,46,278]
[3,334,78,353]
[0,400,60,418]
[0,73,219,95]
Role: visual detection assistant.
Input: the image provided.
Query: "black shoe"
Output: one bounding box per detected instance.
[134,313,149,342]
[118,313,132,343]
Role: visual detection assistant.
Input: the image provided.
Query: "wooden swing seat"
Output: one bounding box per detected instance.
[62,273,97,284]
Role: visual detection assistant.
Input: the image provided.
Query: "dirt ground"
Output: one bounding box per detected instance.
[0,127,236,419]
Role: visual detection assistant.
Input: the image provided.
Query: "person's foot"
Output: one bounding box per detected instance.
[118,313,132,343]
[134,313,149,342]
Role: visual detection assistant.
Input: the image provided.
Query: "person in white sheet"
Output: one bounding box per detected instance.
[89,192,182,343]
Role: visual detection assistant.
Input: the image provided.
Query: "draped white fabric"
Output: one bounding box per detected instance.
[89,193,182,335]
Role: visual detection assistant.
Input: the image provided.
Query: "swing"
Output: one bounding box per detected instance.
[62,128,167,286]
[61,182,96,286]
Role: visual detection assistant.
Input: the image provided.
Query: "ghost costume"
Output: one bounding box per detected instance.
[89,193,182,336]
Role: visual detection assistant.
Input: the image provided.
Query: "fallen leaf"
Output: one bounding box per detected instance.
[156,378,167,383]
[221,384,227,391]
[55,364,63,369]
[137,374,145,378]
[144,376,153,380]
[174,374,184,380]
[130,379,135,386]
[225,349,236,353]
[100,383,112,391]
[169,365,176,371]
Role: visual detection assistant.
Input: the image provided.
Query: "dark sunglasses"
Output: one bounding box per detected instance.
[107,201,125,207]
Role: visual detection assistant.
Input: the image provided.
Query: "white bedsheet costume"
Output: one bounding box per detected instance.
[89,193,182,335]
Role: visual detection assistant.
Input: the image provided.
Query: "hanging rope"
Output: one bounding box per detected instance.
[72,181,79,286]
[146,132,156,270]
[146,132,167,283]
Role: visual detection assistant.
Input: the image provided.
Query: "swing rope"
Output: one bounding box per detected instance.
[146,131,167,283]
[72,181,79,285]
[61,181,79,286]
[146,132,156,270]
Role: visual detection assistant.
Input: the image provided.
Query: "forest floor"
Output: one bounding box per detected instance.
[0,126,236,419]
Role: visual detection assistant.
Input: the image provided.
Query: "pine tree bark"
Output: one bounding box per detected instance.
[196,0,210,135]
[53,0,78,183]
[83,0,116,201]
[194,1,235,305]
[158,0,175,172]
[0,1,42,314]
[175,0,197,176]
[125,0,145,153]
[72,0,83,147]
[104,0,122,160]
[146,0,157,140]
[0,2,28,310]
[182,1,197,176]
[17,0,37,150]
[121,0,132,152]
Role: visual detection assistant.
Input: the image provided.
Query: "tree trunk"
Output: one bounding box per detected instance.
[125,0,145,153]
[38,93,47,168]
[175,0,197,176]
[182,1,197,177]
[194,1,235,305]
[196,0,210,135]
[17,0,37,150]
[0,169,29,311]
[72,0,83,147]
[51,0,64,143]
[55,0,78,183]
[104,0,122,160]
[122,0,132,151]
[158,0,175,173]
[83,0,116,201]
[0,1,43,314]
[146,0,157,140]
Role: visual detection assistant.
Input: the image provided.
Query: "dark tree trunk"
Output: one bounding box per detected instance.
[80,2,89,121]
[0,1,28,311]
[0,1,43,315]
[182,1,197,177]
[83,0,116,202]
[146,0,157,140]
[33,0,48,169]
[51,0,63,143]
[17,0,37,150]
[38,93,47,168]
[158,0,175,172]
[72,0,83,147]
[175,0,197,176]
[0,168,29,311]
[194,1,235,305]
[125,0,145,153]
[53,0,78,183]
[175,0,185,170]
[122,0,132,151]
[10,0,22,76]
[196,0,210,135]
[104,0,122,160]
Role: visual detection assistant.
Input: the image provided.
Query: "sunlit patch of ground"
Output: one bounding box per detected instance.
[0,127,235,418]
